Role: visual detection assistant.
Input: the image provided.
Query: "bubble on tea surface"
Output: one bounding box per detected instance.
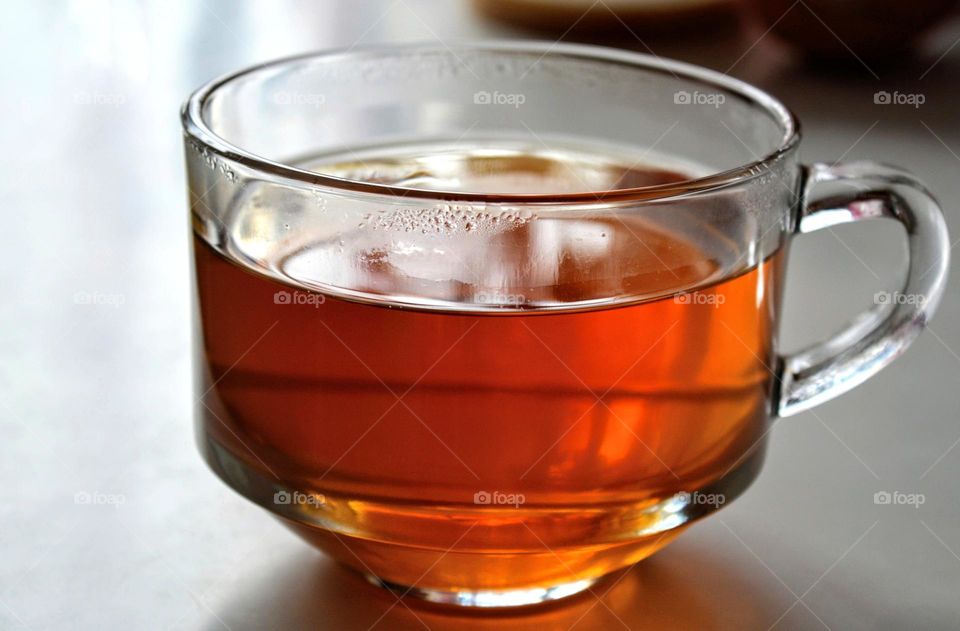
[362,204,535,236]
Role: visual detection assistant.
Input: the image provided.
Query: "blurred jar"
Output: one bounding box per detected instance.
[473,0,738,37]
[742,0,959,62]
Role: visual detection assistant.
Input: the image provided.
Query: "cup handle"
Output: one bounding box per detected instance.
[776,162,950,417]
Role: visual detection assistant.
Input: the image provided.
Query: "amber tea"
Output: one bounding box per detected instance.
[194,142,783,597]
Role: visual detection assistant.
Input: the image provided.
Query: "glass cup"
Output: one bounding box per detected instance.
[182,42,949,607]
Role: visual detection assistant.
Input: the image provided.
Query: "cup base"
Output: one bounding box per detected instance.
[364,573,599,608]
[200,428,766,598]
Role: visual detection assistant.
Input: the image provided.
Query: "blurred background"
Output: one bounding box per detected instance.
[2,1,959,629]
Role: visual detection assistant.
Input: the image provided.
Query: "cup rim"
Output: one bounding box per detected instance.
[182,40,801,204]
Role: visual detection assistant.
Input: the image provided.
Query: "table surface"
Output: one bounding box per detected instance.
[2,2,959,629]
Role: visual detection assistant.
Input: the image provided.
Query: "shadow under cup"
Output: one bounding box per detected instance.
[183,43,947,607]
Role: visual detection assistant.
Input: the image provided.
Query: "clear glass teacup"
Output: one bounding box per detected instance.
[183,42,948,607]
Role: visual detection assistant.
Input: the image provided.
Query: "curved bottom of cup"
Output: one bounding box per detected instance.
[199,427,766,599]
[364,573,600,608]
